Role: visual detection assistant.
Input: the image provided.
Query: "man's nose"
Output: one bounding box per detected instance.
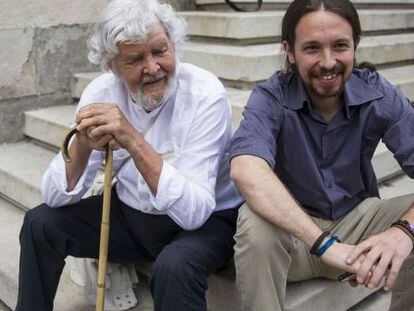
[143,57,160,75]
[319,50,336,70]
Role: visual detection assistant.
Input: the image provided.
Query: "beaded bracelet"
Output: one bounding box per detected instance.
[310,230,331,255]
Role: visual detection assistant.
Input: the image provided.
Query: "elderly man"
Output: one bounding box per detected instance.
[16,0,243,310]
[230,0,414,310]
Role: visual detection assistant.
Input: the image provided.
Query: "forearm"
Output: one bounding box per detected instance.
[231,155,322,247]
[65,134,93,191]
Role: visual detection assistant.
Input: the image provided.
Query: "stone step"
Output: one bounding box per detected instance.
[70,64,414,106]
[0,142,55,210]
[181,33,414,85]
[379,64,414,100]
[180,9,414,43]
[378,173,414,199]
[0,196,382,311]
[2,104,394,211]
[70,77,249,127]
[0,197,91,311]
[1,175,411,311]
[349,290,391,311]
[195,0,414,11]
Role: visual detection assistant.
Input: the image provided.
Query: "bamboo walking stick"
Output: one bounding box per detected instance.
[95,145,113,311]
[61,128,113,311]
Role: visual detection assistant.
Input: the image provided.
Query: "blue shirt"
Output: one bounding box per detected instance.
[230,68,414,220]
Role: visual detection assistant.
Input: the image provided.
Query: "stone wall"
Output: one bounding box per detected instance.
[0,0,108,143]
[0,0,192,143]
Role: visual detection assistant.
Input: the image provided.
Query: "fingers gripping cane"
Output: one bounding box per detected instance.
[61,128,113,311]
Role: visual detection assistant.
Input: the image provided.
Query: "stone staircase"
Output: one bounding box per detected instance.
[1,1,414,310]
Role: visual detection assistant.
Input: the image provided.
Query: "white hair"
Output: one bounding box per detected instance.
[88,0,187,70]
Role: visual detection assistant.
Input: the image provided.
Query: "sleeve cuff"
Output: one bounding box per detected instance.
[52,153,97,196]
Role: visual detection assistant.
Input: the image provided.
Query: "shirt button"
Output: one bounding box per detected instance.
[140,179,145,185]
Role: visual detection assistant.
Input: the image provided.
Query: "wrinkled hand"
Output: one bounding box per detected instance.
[75,103,137,151]
[346,228,413,291]
[75,125,120,151]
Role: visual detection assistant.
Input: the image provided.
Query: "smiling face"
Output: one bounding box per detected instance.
[112,23,176,111]
[284,9,355,104]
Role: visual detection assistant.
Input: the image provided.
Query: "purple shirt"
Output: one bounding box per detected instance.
[230,68,414,220]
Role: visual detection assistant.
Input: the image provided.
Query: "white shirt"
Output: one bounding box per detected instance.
[41,63,244,230]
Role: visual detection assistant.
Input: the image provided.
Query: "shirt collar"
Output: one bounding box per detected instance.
[285,70,384,117]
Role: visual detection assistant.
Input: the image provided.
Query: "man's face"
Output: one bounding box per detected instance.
[284,10,355,102]
[113,23,176,110]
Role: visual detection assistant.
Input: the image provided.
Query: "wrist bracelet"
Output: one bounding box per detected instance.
[391,220,414,245]
[314,236,341,257]
[310,230,331,255]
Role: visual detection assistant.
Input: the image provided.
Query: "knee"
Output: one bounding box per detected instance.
[23,204,55,226]
[151,245,204,285]
[21,204,60,240]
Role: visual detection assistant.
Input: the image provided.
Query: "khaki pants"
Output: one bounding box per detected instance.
[234,194,414,311]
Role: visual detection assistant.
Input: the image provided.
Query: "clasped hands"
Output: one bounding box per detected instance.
[74,103,137,152]
[322,227,413,291]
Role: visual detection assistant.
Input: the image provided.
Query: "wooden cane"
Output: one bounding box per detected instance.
[95,145,113,311]
[61,128,113,311]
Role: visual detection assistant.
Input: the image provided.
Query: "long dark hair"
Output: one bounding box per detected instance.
[281,0,362,73]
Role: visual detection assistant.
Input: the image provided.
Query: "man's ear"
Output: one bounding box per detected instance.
[108,60,119,76]
[282,41,295,64]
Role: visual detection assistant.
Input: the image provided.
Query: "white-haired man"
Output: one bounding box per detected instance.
[16,1,243,310]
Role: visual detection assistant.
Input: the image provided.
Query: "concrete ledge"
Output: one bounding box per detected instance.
[7,103,398,211]
[133,261,378,311]
[24,105,76,148]
[180,10,414,42]
[196,0,414,3]
[0,198,89,310]
[181,33,414,83]
[0,93,72,144]
[0,143,56,209]
[196,0,414,11]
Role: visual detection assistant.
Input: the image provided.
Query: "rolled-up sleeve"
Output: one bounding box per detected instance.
[148,92,232,230]
[41,150,103,207]
[229,87,284,169]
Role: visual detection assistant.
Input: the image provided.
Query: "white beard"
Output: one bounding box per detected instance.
[130,69,177,112]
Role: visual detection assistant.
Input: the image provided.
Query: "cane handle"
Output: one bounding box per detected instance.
[61,127,78,163]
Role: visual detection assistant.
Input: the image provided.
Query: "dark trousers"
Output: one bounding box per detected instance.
[16,190,238,311]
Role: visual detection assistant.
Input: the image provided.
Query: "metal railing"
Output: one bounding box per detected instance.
[225,0,263,11]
